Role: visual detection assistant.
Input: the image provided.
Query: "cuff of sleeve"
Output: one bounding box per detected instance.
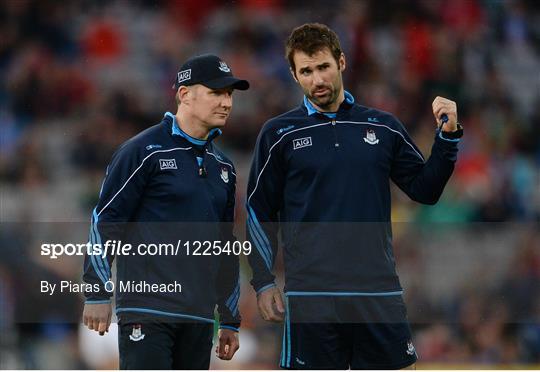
[438,123,463,142]
[219,324,240,332]
[438,131,461,142]
[255,282,276,295]
[85,291,113,303]
[85,299,112,304]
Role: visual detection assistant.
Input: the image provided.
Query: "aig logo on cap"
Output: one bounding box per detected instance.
[177,69,191,84]
[293,137,312,150]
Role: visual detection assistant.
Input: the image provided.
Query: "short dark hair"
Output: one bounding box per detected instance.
[285,23,343,74]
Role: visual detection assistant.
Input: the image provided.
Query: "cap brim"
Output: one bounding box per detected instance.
[202,76,250,90]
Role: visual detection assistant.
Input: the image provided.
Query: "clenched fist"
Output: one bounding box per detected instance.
[432,96,458,132]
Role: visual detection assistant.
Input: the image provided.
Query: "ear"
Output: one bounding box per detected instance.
[290,67,299,83]
[338,53,346,72]
[177,86,191,103]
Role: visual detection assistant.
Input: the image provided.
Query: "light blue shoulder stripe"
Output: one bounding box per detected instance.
[225,283,240,307]
[247,218,271,269]
[89,213,108,285]
[247,216,270,261]
[92,208,111,279]
[247,215,267,259]
[247,206,271,248]
[88,229,104,284]
[246,205,273,269]
[231,300,239,316]
[225,283,240,315]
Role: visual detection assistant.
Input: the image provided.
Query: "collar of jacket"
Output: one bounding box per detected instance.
[164,111,222,146]
[303,90,355,118]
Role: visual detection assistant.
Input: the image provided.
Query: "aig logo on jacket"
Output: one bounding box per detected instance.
[293,137,312,150]
[159,159,178,170]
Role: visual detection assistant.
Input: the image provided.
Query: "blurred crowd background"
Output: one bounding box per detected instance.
[1,0,539,369]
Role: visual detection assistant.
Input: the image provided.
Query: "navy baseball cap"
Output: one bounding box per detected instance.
[173,54,249,91]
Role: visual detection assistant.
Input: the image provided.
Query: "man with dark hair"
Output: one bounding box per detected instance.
[82,54,249,369]
[247,23,462,369]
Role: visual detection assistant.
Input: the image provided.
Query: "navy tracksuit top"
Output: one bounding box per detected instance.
[246,92,460,295]
[82,112,240,328]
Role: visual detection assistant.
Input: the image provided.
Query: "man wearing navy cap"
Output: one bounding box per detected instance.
[82,54,249,369]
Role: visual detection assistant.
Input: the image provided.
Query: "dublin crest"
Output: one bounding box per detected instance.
[218,61,230,72]
[129,324,145,342]
[406,340,416,356]
[363,129,379,145]
[220,167,229,183]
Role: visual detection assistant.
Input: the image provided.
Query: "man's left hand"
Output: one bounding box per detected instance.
[216,328,239,360]
[432,96,458,132]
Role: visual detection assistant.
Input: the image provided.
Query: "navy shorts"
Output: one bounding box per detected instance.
[280,294,417,369]
[118,320,213,369]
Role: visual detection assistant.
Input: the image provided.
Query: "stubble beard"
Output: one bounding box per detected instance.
[306,77,342,111]
[308,88,339,110]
